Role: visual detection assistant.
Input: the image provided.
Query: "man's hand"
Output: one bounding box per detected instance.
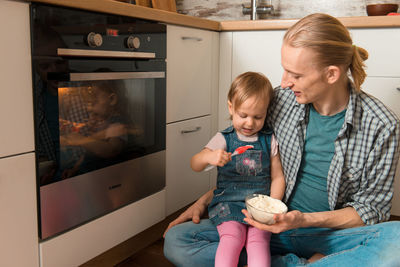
[242,209,304,233]
[242,206,365,232]
[163,200,207,238]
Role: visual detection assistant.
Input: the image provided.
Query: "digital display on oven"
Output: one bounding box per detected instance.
[106,28,119,36]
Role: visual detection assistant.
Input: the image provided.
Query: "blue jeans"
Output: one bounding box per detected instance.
[164,219,400,267]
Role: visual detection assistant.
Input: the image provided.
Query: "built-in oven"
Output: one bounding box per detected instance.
[31,4,166,239]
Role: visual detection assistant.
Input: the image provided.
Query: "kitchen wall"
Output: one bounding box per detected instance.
[176,0,400,20]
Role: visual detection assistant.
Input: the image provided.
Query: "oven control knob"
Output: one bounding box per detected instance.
[126,36,140,49]
[87,32,103,47]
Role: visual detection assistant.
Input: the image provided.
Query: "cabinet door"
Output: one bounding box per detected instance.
[351,28,400,77]
[0,153,39,267]
[167,25,213,123]
[218,30,285,130]
[0,1,34,157]
[232,30,285,88]
[166,116,212,215]
[363,77,400,216]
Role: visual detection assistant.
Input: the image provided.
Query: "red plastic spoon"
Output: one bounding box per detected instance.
[231,145,254,156]
[204,145,254,171]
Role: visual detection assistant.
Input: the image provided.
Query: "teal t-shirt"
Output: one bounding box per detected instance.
[288,105,346,213]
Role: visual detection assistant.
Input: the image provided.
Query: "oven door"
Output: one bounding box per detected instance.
[33,55,166,239]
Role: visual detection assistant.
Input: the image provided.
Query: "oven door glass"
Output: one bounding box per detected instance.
[36,72,165,186]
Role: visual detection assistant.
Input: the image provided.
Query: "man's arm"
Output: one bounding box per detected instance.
[243,206,365,234]
[243,120,399,232]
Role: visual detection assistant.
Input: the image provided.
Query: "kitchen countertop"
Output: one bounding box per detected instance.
[220,16,400,30]
[28,0,400,30]
[27,0,220,31]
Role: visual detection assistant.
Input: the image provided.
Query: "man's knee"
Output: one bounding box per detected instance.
[163,224,183,262]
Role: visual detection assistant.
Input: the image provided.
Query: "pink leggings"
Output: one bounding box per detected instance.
[216,221,271,267]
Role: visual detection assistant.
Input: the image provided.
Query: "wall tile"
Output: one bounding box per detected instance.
[176,0,400,20]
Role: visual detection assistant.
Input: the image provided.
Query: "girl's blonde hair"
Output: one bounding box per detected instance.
[284,13,368,91]
[228,71,273,111]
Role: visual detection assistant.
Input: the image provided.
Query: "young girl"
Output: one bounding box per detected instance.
[191,72,286,267]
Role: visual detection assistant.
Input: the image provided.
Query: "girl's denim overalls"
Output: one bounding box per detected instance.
[208,126,272,226]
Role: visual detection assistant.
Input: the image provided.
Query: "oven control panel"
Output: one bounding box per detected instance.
[31,4,166,59]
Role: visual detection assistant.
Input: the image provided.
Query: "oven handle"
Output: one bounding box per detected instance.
[67,72,165,81]
[57,48,156,59]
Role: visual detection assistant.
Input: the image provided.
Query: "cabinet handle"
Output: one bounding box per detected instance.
[181,36,203,42]
[181,126,201,134]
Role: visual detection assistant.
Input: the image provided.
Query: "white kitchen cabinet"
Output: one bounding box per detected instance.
[0,153,39,267]
[232,30,285,87]
[351,28,400,77]
[351,28,400,216]
[0,2,38,266]
[167,25,214,123]
[0,0,34,158]
[362,77,400,216]
[166,116,212,215]
[166,25,219,215]
[219,30,285,130]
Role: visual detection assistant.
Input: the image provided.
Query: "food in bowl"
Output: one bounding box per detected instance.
[245,194,287,225]
[366,4,399,16]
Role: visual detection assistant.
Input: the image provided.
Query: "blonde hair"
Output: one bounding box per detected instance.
[284,13,368,91]
[228,72,273,112]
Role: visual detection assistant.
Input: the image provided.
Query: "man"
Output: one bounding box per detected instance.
[163,13,400,266]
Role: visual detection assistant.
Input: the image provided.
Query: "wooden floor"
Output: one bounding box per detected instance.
[115,239,173,267]
[115,215,400,267]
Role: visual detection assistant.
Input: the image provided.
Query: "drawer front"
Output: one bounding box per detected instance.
[166,116,212,215]
[0,153,39,267]
[363,76,400,216]
[167,25,212,123]
[0,1,34,157]
[351,28,400,77]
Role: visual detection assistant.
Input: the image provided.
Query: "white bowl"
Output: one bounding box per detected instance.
[245,194,287,224]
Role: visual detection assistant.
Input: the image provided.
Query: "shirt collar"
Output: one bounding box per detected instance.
[345,84,357,128]
[287,84,359,135]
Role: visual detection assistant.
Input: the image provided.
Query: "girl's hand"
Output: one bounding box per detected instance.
[242,209,304,234]
[209,149,232,167]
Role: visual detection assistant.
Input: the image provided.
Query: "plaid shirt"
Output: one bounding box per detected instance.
[267,86,400,225]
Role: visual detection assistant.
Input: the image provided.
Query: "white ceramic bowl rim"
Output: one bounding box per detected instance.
[245,194,287,214]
